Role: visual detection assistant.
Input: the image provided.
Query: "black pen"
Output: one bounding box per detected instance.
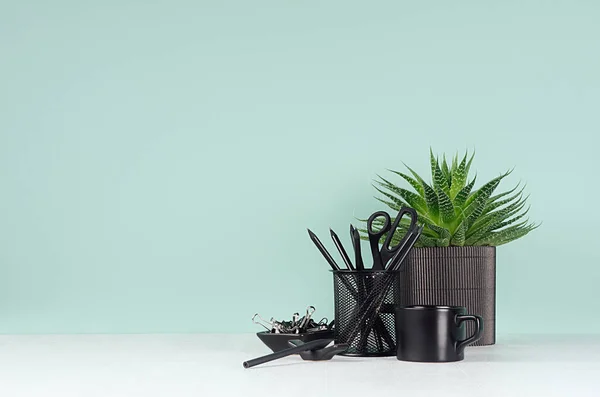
[307,229,341,271]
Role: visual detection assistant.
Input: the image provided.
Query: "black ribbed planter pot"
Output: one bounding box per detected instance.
[398,246,496,346]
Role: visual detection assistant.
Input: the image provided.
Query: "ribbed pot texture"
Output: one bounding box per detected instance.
[398,246,496,346]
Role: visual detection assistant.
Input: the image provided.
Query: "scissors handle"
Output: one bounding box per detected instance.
[380,207,418,268]
[367,211,391,270]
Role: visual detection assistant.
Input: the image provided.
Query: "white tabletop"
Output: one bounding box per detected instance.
[0,334,598,397]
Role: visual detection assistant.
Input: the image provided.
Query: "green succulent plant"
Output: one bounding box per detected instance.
[362,149,540,247]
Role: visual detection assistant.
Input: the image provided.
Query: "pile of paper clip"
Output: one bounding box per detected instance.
[252,306,334,334]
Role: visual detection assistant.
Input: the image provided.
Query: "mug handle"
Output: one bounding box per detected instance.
[455,314,484,353]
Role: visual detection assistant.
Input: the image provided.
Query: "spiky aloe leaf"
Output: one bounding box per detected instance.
[373,185,406,210]
[450,216,467,246]
[492,229,535,245]
[451,152,459,175]
[463,171,511,227]
[473,220,530,245]
[487,181,522,204]
[392,215,440,241]
[454,177,476,209]
[437,188,456,226]
[465,150,475,176]
[465,187,499,228]
[441,155,452,188]
[375,196,402,211]
[466,208,523,242]
[425,221,451,241]
[449,152,469,200]
[477,222,539,246]
[388,169,424,197]
[375,175,425,208]
[402,210,444,236]
[431,151,450,195]
[422,181,440,221]
[388,225,431,245]
[401,163,441,221]
[492,206,531,231]
[403,162,426,186]
[374,178,427,213]
[481,184,525,217]
[465,169,512,208]
[412,232,448,247]
[469,209,532,245]
[437,237,451,247]
[417,234,443,247]
[469,194,528,235]
[407,212,437,229]
[465,206,530,245]
[366,149,537,247]
[429,148,438,180]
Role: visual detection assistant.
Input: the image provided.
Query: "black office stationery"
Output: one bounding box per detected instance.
[303,207,422,357]
[243,338,345,368]
[350,224,364,271]
[330,228,354,270]
[366,207,418,270]
[332,214,423,356]
[307,228,340,271]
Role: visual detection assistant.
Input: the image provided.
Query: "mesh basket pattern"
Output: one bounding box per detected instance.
[333,271,400,357]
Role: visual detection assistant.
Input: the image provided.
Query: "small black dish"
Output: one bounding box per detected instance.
[257,329,335,352]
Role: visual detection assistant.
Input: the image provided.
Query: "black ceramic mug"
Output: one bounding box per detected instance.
[395,305,484,362]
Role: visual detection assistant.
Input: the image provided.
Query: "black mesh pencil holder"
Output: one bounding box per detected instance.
[333,270,401,357]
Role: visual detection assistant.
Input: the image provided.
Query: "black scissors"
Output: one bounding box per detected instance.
[366,207,418,270]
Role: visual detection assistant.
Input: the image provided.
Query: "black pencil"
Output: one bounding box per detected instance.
[307,228,341,271]
[350,225,364,271]
[330,228,355,271]
[389,225,424,272]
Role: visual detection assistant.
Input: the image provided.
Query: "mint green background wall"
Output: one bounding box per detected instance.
[1,1,598,334]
